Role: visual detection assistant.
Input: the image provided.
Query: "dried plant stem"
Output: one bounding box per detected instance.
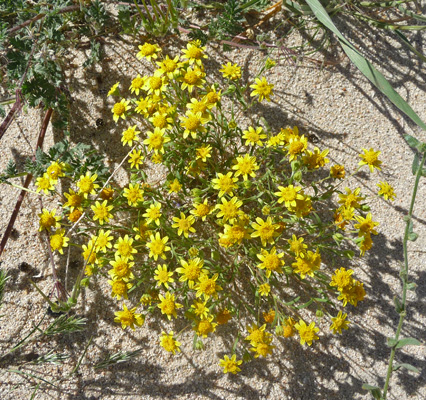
[0,108,52,256]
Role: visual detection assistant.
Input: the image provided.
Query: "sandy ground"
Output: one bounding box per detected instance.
[0,13,425,400]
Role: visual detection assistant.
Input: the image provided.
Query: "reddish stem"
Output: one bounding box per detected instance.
[0,108,53,256]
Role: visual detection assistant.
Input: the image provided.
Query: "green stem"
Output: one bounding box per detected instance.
[382,150,426,399]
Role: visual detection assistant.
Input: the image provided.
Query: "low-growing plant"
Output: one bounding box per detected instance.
[27,41,397,372]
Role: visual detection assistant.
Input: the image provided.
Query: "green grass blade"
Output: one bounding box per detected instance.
[305,0,426,131]
[397,5,426,22]
[394,30,426,63]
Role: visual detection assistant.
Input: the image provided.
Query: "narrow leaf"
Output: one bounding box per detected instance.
[412,153,420,175]
[394,31,426,64]
[362,383,382,399]
[305,0,426,131]
[393,296,403,313]
[395,337,422,348]
[407,282,417,291]
[404,134,421,150]
[393,363,420,373]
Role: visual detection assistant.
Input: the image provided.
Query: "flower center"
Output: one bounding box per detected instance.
[113,103,125,115]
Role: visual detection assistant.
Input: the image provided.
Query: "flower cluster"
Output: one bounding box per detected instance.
[35,41,396,374]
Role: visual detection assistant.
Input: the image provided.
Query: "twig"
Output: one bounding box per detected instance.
[0,108,53,256]
[6,5,81,37]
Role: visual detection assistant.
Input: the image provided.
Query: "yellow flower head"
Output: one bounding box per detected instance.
[292,249,321,279]
[143,127,170,153]
[195,273,222,300]
[77,172,99,198]
[231,154,259,181]
[295,319,320,346]
[330,311,350,334]
[250,77,274,102]
[181,42,208,66]
[63,189,83,211]
[35,173,56,194]
[215,196,243,224]
[121,125,140,147]
[195,315,217,338]
[180,66,206,93]
[114,235,137,260]
[91,200,113,225]
[251,217,279,247]
[143,202,162,226]
[123,183,144,207]
[242,126,267,147]
[156,55,180,79]
[111,99,131,123]
[160,331,181,354]
[168,178,182,194]
[176,257,207,289]
[158,292,183,320]
[38,208,61,232]
[256,246,284,278]
[129,74,145,95]
[108,277,132,300]
[358,148,382,172]
[377,181,396,201]
[146,232,170,261]
[154,264,174,289]
[137,42,161,61]
[330,164,346,179]
[114,304,144,330]
[128,149,144,170]
[219,355,242,374]
[50,229,69,254]
[211,172,238,198]
[46,161,65,181]
[219,62,241,80]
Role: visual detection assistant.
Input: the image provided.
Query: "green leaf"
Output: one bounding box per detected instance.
[404,134,421,150]
[393,363,420,373]
[343,250,354,259]
[407,282,417,291]
[297,299,313,309]
[412,153,420,175]
[387,337,398,347]
[395,337,422,348]
[393,296,403,313]
[407,232,418,242]
[304,0,426,131]
[394,31,426,64]
[362,383,382,399]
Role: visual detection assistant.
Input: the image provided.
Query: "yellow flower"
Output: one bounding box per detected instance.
[242,126,267,146]
[245,323,271,345]
[190,199,212,221]
[143,202,162,226]
[136,42,161,61]
[287,234,307,257]
[158,292,183,320]
[292,249,321,279]
[211,172,238,198]
[155,55,180,79]
[219,62,241,80]
[295,319,320,346]
[111,99,131,122]
[338,187,364,209]
[330,311,350,334]
[50,229,69,254]
[186,97,209,117]
[133,220,151,242]
[330,164,346,179]
[251,217,279,247]
[129,74,145,95]
[149,112,173,130]
[231,154,259,181]
[92,229,113,252]
[172,212,196,238]
[196,145,212,162]
[91,200,113,225]
[179,112,208,139]
[128,149,144,169]
[219,354,242,374]
[377,181,396,201]
[286,135,308,161]
[181,42,207,66]
[143,127,170,153]
[144,75,167,96]
[256,247,284,278]
[77,172,99,198]
[114,235,137,260]
[151,153,163,164]
[35,173,56,194]
[164,179,180,195]
[160,331,181,354]
[222,222,250,245]
[114,304,144,330]
[146,232,170,261]
[203,86,221,109]
[46,161,65,180]
[302,147,330,169]
[38,208,61,232]
[109,255,135,280]
[274,185,303,208]
[154,264,174,289]
[107,82,119,96]
[195,273,222,300]
[330,267,354,291]
[100,186,114,201]
[121,125,140,147]
[258,283,271,297]
[82,240,99,266]
[216,308,232,325]
[180,66,206,93]
[63,189,83,210]
[354,212,379,236]
[108,277,132,300]
[358,148,382,172]
[191,300,210,319]
[263,309,276,324]
[194,315,217,338]
[250,77,274,102]
[123,183,144,206]
[67,209,82,223]
[215,196,243,223]
[176,257,207,288]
